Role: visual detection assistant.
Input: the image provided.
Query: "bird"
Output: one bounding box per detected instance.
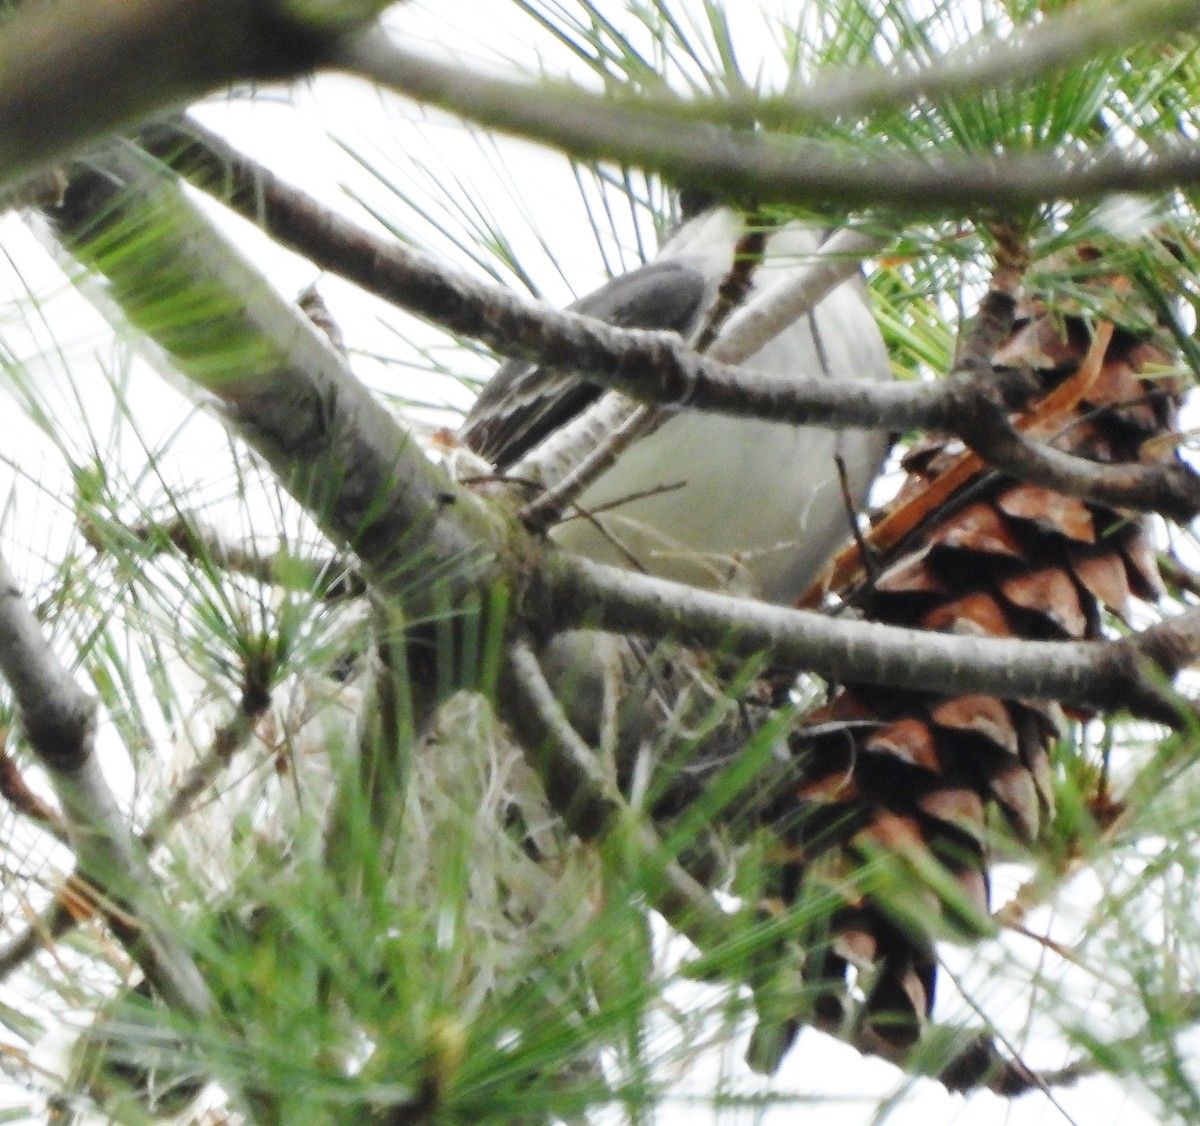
[460,196,892,605]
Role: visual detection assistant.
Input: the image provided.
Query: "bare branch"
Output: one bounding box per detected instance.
[537,554,1200,723]
[353,0,1200,140]
[339,29,1200,214]
[952,388,1200,522]
[43,143,508,619]
[0,0,366,189]
[0,743,68,843]
[0,551,214,1018]
[0,899,75,984]
[519,404,664,534]
[709,228,885,365]
[505,638,738,950]
[44,141,1200,737]
[83,511,365,602]
[45,140,1200,745]
[140,120,1200,523]
[142,700,270,851]
[0,691,269,984]
[140,117,876,375]
[518,325,1200,528]
[742,0,1200,130]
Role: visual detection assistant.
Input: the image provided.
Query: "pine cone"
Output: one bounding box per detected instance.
[753,286,1182,1072]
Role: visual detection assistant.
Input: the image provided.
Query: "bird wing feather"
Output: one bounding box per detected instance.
[461,258,709,468]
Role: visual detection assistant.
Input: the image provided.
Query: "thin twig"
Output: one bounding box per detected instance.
[0,742,68,843]
[1157,551,1200,602]
[707,227,885,367]
[0,549,216,1025]
[506,636,731,947]
[142,704,267,850]
[83,512,366,603]
[0,692,267,984]
[519,405,666,534]
[692,214,774,353]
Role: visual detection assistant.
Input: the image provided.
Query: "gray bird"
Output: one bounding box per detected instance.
[461,201,892,604]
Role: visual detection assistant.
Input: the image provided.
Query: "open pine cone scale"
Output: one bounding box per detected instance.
[755,294,1184,1073]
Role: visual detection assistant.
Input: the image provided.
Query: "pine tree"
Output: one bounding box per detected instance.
[0,2,1198,1125]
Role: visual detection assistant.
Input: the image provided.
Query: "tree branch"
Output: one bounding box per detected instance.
[0,684,270,982]
[537,554,1200,724]
[951,385,1200,522]
[0,743,68,843]
[82,510,365,603]
[43,143,508,621]
[0,0,369,189]
[356,0,1200,138]
[46,140,1200,749]
[141,115,877,374]
[506,637,754,953]
[338,29,1200,214]
[140,120,1200,523]
[737,0,1200,130]
[0,551,216,1024]
[42,142,1200,740]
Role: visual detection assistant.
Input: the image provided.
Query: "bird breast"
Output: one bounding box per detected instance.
[553,246,891,604]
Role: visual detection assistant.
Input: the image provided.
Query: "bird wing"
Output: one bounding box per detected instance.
[460,257,709,469]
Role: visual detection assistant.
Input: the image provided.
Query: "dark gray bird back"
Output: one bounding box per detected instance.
[462,259,709,468]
